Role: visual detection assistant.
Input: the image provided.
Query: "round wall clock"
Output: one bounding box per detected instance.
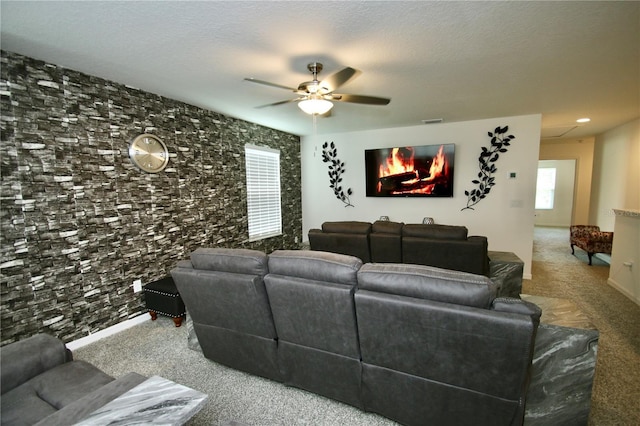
[129,134,169,173]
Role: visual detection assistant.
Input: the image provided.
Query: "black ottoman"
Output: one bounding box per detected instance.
[143,276,186,327]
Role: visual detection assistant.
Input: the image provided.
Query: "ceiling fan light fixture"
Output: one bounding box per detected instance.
[298,98,333,115]
[246,62,389,114]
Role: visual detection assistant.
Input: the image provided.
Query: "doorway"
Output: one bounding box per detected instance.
[534,159,576,227]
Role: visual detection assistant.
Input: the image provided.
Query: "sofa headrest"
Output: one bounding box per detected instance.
[268,250,362,286]
[322,221,372,234]
[372,220,404,234]
[190,248,268,276]
[402,224,468,240]
[357,263,497,308]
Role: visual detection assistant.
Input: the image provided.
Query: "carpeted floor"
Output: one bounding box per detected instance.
[74,226,640,425]
[73,320,395,426]
[522,227,640,426]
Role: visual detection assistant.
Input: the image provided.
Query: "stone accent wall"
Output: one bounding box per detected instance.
[0,51,302,345]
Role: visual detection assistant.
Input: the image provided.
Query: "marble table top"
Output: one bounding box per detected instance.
[522,294,599,425]
[521,294,597,330]
[76,375,207,426]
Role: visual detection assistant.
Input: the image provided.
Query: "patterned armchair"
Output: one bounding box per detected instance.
[570,225,614,265]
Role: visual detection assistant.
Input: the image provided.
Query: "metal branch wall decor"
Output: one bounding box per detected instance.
[462,125,515,211]
[322,141,354,207]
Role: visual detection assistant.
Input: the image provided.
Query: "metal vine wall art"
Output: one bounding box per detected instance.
[462,126,515,211]
[322,141,354,207]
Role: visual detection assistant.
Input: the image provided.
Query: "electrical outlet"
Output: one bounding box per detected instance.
[133,279,142,293]
[295,236,299,244]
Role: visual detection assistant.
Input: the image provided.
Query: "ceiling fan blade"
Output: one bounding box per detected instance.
[255,98,298,109]
[244,78,297,91]
[320,67,361,92]
[331,93,391,105]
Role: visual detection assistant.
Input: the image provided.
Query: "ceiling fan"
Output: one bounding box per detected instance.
[244,62,391,115]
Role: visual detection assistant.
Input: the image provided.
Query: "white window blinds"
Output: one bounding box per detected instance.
[245,144,282,241]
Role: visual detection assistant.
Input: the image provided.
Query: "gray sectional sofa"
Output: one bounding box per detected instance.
[308,220,490,276]
[0,334,146,426]
[172,248,541,426]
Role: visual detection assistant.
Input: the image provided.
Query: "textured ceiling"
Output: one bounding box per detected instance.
[1,1,638,138]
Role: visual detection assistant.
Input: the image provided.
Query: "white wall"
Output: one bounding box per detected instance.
[301,114,542,278]
[539,137,595,225]
[534,159,576,227]
[608,210,640,306]
[592,118,640,231]
[597,119,640,305]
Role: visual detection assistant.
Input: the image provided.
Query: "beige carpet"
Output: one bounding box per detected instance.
[74,226,640,425]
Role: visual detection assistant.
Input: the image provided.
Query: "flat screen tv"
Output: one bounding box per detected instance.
[365,143,455,197]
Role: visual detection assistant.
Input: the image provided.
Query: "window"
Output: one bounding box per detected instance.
[245,144,282,241]
[535,167,557,209]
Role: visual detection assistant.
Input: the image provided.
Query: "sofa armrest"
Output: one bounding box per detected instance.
[1,334,70,395]
[308,229,322,237]
[174,259,193,269]
[33,372,147,426]
[492,297,542,325]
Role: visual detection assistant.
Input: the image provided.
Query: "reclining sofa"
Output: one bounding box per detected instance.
[308,220,490,276]
[172,248,541,426]
[0,334,146,426]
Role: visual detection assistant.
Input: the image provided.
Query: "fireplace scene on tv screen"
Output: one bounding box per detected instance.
[365,143,455,197]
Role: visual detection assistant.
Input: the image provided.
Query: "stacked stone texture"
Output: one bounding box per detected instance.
[0,51,302,345]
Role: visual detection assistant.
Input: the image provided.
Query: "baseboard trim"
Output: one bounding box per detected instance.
[607,278,640,307]
[67,314,150,351]
[595,253,612,264]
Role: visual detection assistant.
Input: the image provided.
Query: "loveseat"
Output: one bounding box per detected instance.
[570,225,614,265]
[172,248,541,426]
[308,220,490,276]
[0,334,147,426]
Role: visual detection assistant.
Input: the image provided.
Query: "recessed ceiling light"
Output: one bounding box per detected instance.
[577,118,591,123]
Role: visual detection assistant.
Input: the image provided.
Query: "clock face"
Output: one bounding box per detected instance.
[129,134,169,173]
